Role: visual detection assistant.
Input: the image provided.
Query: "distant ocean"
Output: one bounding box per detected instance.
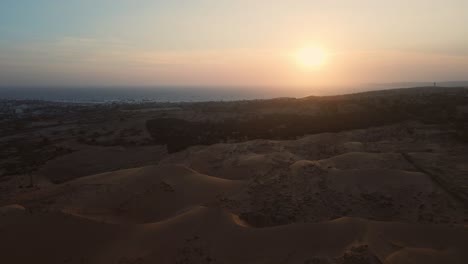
[0,86,277,103]
[1,82,466,103]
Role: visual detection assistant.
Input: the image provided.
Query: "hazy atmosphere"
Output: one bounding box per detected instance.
[1,0,468,89]
[1,2,468,264]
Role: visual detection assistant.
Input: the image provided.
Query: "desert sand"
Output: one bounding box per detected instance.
[1,120,467,264]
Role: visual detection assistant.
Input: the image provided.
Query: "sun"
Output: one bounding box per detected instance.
[294,46,328,70]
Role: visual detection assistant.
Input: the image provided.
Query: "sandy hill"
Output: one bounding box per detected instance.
[1,122,467,263]
[13,164,244,224]
[1,206,467,264]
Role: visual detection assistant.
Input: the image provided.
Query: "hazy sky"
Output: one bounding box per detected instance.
[1,0,467,88]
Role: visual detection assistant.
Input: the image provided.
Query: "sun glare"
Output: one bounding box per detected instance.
[294,46,328,70]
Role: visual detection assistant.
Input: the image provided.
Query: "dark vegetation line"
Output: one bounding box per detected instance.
[147,92,468,153]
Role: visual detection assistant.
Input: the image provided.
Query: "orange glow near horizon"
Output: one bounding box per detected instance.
[1,1,468,87]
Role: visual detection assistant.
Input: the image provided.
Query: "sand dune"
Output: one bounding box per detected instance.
[316,152,416,170]
[161,140,298,180]
[2,122,467,263]
[160,123,447,180]
[13,164,245,224]
[1,205,466,264]
[37,145,167,183]
[158,125,465,226]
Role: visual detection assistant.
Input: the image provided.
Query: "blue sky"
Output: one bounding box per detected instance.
[1,0,468,87]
